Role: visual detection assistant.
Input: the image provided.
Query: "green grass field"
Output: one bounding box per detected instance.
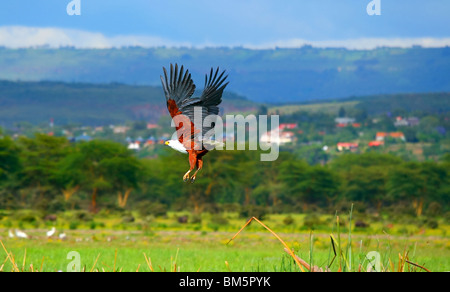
[1,212,449,272]
[268,101,359,115]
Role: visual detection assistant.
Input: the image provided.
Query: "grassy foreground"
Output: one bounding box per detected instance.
[1,217,449,272]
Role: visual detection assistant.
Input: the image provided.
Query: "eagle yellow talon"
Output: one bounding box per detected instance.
[183,171,191,182]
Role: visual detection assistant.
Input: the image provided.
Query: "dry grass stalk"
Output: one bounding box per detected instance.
[227,217,305,272]
[283,248,330,272]
[0,240,19,272]
[405,260,431,272]
[398,251,409,272]
[90,253,101,272]
[143,252,154,272]
[39,256,45,272]
[172,248,179,272]
[225,261,231,272]
[21,249,27,272]
[389,258,395,272]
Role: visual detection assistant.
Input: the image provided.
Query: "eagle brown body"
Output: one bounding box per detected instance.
[161,64,228,183]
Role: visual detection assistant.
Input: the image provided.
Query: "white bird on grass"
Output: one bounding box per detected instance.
[46,227,56,237]
[15,229,29,239]
[59,233,67,240]
[8,229,15,238]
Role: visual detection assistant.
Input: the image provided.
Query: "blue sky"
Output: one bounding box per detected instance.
[0,0,449,48]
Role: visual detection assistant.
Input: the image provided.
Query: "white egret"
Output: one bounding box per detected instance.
[46,227,56,237]
[15,229,29,239]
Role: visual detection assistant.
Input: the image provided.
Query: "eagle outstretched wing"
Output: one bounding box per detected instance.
[160,64,228,146]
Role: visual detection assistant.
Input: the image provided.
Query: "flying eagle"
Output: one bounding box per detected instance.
[161,64,229,183]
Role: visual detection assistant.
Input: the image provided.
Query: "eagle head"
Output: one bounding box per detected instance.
[164,140,188,154]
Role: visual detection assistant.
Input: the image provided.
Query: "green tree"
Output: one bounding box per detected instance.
[386,163,424,215]
[331,153,403,172]
[61,140,133,212]
[299,166,340,207]
[342,165,388,209]
[100,155,143,207]
[281,160,340,208]
[418,162,449,206]
[0,136,21,183]
[279,159,309,205]
[18,134,71,204]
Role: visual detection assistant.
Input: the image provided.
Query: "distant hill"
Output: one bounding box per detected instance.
[0,80,448,128]
[0,80,257,127]
[269,92,450,116]
[354,92,450,114]
[0,46,450,103]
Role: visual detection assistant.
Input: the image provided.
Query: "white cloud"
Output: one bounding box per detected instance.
[0,26,449,50]
[0,26,189,48]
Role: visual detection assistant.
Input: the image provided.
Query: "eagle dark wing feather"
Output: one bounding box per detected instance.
[161,64,228,146]
[160,64,196,113]
[200,67,229,116]
[198,67,228,139]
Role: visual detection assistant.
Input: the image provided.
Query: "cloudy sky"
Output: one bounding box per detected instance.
[0,0,449,49]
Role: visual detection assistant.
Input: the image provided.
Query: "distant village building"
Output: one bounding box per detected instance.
[279,123,297,130]
[337,142,359,151]
[394,118,409,127]
[280,131,295,143]
[74,134,92,142]
[407,117,420,127]
[260,129,278,144]
[128,136,157,150]
[368,141,384,147]
[260,128,295,145]
[62,129,73,137]
[127,142,140,150]
[146,123,159,130]
[113,126,130,134]
[394,117,420,127]
[336,122,361,128]
[335,117,356,126]
[144,136,156,146]
[158,136,168,144]
[376,132,406,142]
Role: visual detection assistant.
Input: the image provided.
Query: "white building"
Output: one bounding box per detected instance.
[260,128,294,145]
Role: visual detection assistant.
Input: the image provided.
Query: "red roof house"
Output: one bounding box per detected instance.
[337,142,359,151]
[369,141,384,147]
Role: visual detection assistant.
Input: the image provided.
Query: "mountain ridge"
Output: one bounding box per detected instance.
[1,46,449,103]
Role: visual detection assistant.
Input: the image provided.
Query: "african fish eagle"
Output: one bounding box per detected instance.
[160,64,229,183]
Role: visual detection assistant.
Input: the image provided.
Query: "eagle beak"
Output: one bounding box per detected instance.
[165,141,169,146]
